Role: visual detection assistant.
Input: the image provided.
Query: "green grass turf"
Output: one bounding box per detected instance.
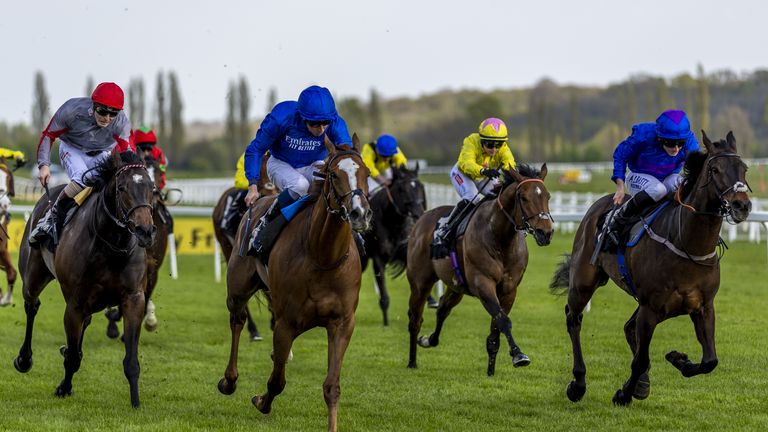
[0,233,766,431]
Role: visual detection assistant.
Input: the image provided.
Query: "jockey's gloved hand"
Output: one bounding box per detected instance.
[15,157,26,169]
[480,168,500,179]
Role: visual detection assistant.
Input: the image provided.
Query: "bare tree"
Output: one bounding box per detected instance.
[266,87,277,113]
[84,76,95,96]
[31,71,50,132]
[128,77,146,126]
[225,82,239,160]
[368,88,383,138]
[155,71,167,145]
[238,76,251,151]
[168,71,184,160]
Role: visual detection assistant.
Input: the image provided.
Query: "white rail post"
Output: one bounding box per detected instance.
[214,240,222,283]
[168,233,178,279]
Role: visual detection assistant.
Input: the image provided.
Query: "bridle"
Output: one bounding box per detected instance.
[383,176,425,219]
[495,178,553,233]
[677,152,751,219]
[318,150,366,222]
[99,163,153,233]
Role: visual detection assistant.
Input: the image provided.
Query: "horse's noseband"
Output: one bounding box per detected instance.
[699,153,752,218]
[496,178,552,234]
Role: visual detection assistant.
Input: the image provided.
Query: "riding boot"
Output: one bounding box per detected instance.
[249,190,297,258]
[29,194,76,251]
[430,199,474,259]
[604,190,654,248]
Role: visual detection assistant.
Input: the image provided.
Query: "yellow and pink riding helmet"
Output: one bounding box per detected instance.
[478,118,508,142]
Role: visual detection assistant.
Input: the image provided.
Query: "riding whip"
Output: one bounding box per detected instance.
[238,207,253,257]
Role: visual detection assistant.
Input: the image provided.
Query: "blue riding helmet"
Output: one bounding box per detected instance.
[375,134,398,157]
[655,109,693,140]
[297,85,337,121]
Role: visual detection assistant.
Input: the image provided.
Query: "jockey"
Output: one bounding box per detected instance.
[602,109,700,247]
[0,148,26,171]
[362,134,408,195]
[29,82,132,250]
[133,126,167,191]
[431,117,516,259]
[243,85,352,257]
[219,153,250,234]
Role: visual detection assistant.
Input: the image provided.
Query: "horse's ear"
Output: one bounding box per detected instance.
[701,130,714,153]
[726,131,737,151]
[352,133,361,153]
[324,135,336,155]
[539,163,548,180]
[507,167,524,183]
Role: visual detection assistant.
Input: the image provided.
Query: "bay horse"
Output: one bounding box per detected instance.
[406,164,553,376]
[361,164,426,326]
[218,136,371,432]
[212,152,276,340]
[0,157,18,306]
[14,150,156,408]
[104,153,173,337]
[550,131,751,406]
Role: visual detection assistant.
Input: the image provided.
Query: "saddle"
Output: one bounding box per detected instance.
[249,195,314,263]
[596,198,669,254]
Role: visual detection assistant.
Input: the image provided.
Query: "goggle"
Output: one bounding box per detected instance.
[94,105,121,118]
[137,144,154,152]
[659,138,686,149]
[305,119,331,127]
[481,139,504,149]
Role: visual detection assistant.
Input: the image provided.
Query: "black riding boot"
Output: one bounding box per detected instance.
[249,190,297,259]
[604,190,654,247]
[430,199,474,259]
[29,194,76,251]
[220,190,246,234]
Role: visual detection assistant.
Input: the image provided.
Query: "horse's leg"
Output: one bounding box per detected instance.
[419,288,463,348]
[55,303,88,398]
[121,291,146,408]
[0,247,16,306]
[486,283,522,376]
[373,257,390,326]
[245,305,262,341]
[407,271,437,369]
[14,268,53,373]
[144,299,157,332]
[666,305,718,377]
[252,320,296,414]
[323,317,355,432]
[612,305,659,406]
[623,307,651,399]
[217,283,254,395]
[105,307,123,339]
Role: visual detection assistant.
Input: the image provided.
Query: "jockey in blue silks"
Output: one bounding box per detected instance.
[243,85,352,256]
[603,109,700,246]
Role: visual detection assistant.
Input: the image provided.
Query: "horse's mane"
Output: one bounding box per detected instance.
[679,151,707,198]
[500,164,542,189]
[87,151,146,192]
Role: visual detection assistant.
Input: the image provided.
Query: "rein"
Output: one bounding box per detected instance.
[318,150,366,221]
[495,178,552,233]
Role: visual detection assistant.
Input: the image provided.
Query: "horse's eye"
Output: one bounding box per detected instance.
[117,185,127,192]
[711,166,720,175]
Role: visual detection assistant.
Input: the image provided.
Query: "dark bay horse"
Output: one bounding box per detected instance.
[406,165,553,375]
[14,151,156,407]
[105,154,173,337]
[361,164,426,325]
[212,153,276,340]
[0,158,18,306]
[218,136,371,432]
[550,131,751,406]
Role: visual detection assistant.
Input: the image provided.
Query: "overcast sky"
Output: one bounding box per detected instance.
[2,0,766,125]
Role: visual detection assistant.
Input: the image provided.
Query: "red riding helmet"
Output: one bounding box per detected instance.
[91,82,125,110]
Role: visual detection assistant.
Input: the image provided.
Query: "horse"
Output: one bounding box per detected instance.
[0,157,18,306]
[212,153,277,340]
[217,136,371,432]
[549,131,751,406]
[104,153,173,337]
[14,150,156,408]
[361,164,426,326]
[405,164,554,376]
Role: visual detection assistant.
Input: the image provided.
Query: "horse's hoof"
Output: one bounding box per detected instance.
[0,298,10,307]
[13,356,32,373]
[217,377,236,395]
[612,389,632,406]
[252,395,271,414]
[427,297,439,309]
[417,335,431,348]
[566,381,585,402]
[633,375,651,400]
[665,351,689,368]
[55,384,73,398]
[144,320,158,332]
[59,345,67,357]
[106,322,120,339]
[512,352,531,367]
[250,333,263,342]
[407,361,417,369]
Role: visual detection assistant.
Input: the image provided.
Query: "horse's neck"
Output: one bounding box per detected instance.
[480,201,519,248]
[670,187,724,254]
[308,202,351,266]
[93,189,135,248]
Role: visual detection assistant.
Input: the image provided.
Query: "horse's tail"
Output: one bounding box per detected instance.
[549,253,572,296]
[388,240,409,278]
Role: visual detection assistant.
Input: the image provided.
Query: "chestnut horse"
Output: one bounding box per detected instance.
[406,164,553,376]
[0,158,18,306]
[212,153,276,340]
[104,153,173,337]
[361,164,426,326]
[218,136,371,432]
[14,151,156,407]
[550,131,751,405]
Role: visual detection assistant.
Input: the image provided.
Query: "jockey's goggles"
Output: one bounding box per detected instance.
[305,119,331,127]
[481,139,504,149]
[659,138,686,149]
[94,105,121,118]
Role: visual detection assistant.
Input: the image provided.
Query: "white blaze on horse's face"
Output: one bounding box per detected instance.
[132,174,144,184]
[733,181,749,193]
[0,170,7,195]
[338,157,363,210]
[535,186,542,196]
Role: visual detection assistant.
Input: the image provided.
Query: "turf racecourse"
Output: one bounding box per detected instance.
[0,233,766,431]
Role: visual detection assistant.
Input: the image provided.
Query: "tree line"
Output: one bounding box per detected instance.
[3,65,768,175]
